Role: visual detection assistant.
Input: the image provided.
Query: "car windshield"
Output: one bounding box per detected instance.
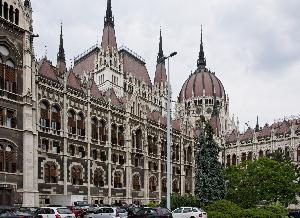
[57,208,72,214]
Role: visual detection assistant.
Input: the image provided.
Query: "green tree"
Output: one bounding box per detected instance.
[224,157,299,208]
[195,122,225,204]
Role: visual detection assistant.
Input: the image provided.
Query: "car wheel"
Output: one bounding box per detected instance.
[190,217,195,218]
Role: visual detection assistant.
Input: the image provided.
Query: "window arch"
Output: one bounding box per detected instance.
[0,143,16,173]
[187,146,192,163]
[172,179,179,193]
[259,150,264,158]
[111,124,117,145]
[247,152,253,161]
[226,154,231,166]
[71,166,83,185]
[3,2,8,20]
[8,5,13,22]
[152,137,157,155]
[14,8,19,25]
[67,110,76,134]
[78,146,85,158]
[136,129,142,150]
[99,120,107,142]
[162,178,167,193]
[118,126,124,147]
[51,105,61,131]
[91,117,98,140]
[77,112,85,137]
[241,152,247,161]
[114,171,122,188]
[149,176,157,192]
[132,174,141,190]
[44,162,58,183]
[40,101,50,130]
[148,136,153,154]
[232,154,237,165]
[5,59,14,68]
[94,169,104,187]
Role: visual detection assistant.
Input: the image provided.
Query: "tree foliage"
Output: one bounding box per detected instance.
[195,122,225,204]
[223,157,299,208]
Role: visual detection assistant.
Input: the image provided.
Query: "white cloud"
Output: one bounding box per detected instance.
[31,0,300,131]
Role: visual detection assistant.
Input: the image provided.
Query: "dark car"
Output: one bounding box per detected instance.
[128,207,172,218]
[0,207,34,217]
[289,210,300,218]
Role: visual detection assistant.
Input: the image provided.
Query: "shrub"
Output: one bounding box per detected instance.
[147,201,158,208]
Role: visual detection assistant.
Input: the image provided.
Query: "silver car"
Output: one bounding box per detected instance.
[84,207,127,218]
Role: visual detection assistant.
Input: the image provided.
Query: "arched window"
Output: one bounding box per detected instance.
[152,137,157,155]
[161,140,166,158]
[69,144,75,156]
[266,150,271,158]
[5,145,16,173]
[91,117,98,140]
[111,124,117,145]
[162,178,167,193]
[94,169,104,187]
[232,154,237,165]
[175,145,180,161]
[148,136,152,154]
[259,150,264,158]
[136,129,142,150]
[241,153,247,161]
[44,162,58,183]
[118,126,124,147]
[297,146,300,162]
[0,144,3,171]
[14,8,19,25]
[4,59,16,94]
[71,166,83,185]
[78,146,85,158]
[40,101,49,130]
[9,5,13,22]
[67,110,76,134]
[99,120,107,142]
[114,171,122,188]
[172,179,179,193]
[77,113,85,137]
[132,174,140,190]
[51,105,61,132]
[247,152,253,161]
[3,2,8,20]
[226,154,231,166]
[149,176,157,192]
[187,146,192,163]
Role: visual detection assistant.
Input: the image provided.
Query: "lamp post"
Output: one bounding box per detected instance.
[160,51,177,210]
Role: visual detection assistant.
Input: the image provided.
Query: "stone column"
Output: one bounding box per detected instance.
[87,89,91,203]
[125,115,132,203]
[144,126,149,204]
[157,136,162,201]
[180,137,185,195]
[107,102,112,205]
[63,75,68,196]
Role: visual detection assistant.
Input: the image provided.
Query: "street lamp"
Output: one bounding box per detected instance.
[160,51,177,210]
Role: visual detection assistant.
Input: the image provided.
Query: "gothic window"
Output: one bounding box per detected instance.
[149,176,157,192]
[111,124,117,145]
[185,182,191,194]
[67,110,76,135]
[266,150,271,158]
[92,149,97,160]
[232,154,237,165]
[14,8,19,25]
[119,155,125,165]
[162,178,167,193]
[226,155,231,166]
[94,169,104,187]
[285,147,290,159]
[4,60,16,94]
[0,0,2,17]
[148,136,152,154]
[5,109,16,128]
[118,126,124,147]
[44,162,58,183]
[99,120,107,142]
[78,147,85,158]
[152,137,157,155]
[136,129,142,150]
[172,179,179,193]
[0,145,3,171]
[112,154,117,163]
[8,5,13,22]
[297,146,300,162]
[91,117,98,140]
[69,144,75,156]
[40,138,49,152]
[241,153,247,161]
[187,146,192,163]
[71,166,83,185]
[100,151,106,161]
[52,141,60,154]
[40,101,49,130]
[3,2,8,20]
[51,105,61,132]
[114,171,122,188]
[77,113,85,137]
[247,152,253,161]
[4,145,16,173]
[259,150,264,158]
[132,174,140,190]
[175,145,180,161]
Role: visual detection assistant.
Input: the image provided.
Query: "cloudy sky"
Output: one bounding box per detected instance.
[31,0,300,131]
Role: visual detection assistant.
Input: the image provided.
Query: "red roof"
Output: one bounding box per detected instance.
[39,59,59,81]
[240,128,253,142]
[90,81,103,99]
[105,89,124,107]
[179,69,225,102]
[257,124,271,139]
[73,51,97,77]
[101,25,117,51]
[67,70,82,91]
[172,119,181,131]
[276,121,290,135]
[147,110,161,122]
[226,129,239,144]
[154,62,167,84]
[122,51,152,86]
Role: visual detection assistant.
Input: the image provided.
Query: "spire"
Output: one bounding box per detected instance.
[255,116,260,132]
[197,25,206,69]
[157,29,164,64]
[57,22,65,63]
[104,0,114,27]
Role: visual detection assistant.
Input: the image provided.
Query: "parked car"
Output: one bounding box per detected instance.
[69,206,85,218]
[34,207,75,218]
[289,210,300,218]
[128,207,172,218]
[172,207,207,218]
[84,207,127,218]
[0,207,33,217]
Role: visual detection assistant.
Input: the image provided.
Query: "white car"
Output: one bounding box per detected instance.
[35,207,75,218]
[84,207,127,218]
[172,207,207,218]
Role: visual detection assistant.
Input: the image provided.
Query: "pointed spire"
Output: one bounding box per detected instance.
[57,22,65,63]
[255,116,260,132]
[157,28,164,64]
[104,0,114,27]
[197,25,206,69]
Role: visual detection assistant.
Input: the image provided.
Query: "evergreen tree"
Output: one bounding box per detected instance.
[195,122,225,204]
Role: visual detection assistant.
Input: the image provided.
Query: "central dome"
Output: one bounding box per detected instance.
[179,68,225,102]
